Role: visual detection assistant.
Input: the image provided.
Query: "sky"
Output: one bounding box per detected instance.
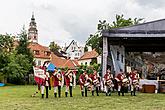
[0,0,165,47]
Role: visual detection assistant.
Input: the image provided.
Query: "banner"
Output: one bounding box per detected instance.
[33,66,46,84]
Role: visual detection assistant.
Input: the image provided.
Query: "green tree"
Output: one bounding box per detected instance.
[49,41,61,52]
[0,34,14,52]
[4,51,32,84]
[16,28,33,63]
[86,14,144,54]
[15,28,33,84]
[0,34,14,83]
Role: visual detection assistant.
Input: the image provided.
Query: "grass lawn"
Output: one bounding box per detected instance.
[0,85,165,110]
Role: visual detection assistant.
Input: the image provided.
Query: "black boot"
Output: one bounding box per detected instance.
[118,91,120,96]
[54,93,57,98]
[121,86,124,96]
[81,91,84,97]
[92,91,94,96]
[131,91,133,96]
[42,94,44,98]
[65,92,68,97]
[46,86,48,98]
[108,89,111,96]
[106,93,108,96]
[96,87,99,96]
[69,86,73,97]
[85,87,87,97]
[133,88,136,96]
[58,86,61,98]
[122,92,124,96]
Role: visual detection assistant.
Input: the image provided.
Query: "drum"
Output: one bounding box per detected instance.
[132,80,139,85]
[84,82,90,87]
[115,77,120,82]
[106,79,113,87]
[122,78,128,83]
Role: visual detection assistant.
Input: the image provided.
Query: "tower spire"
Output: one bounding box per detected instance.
[28,12,38,43]
[31,12,35,20]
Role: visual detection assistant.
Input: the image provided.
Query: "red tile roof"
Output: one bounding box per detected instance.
[79,49,98,60]
[28,42,51,59]
[51,53,79,69]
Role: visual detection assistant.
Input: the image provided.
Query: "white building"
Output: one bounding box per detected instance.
[65,40,84,60]
[78,49,101,66]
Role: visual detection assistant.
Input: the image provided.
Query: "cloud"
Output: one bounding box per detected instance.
[0,0,165,47]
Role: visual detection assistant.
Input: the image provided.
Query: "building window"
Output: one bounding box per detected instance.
[85,62,87,65]
[121,55,124,63]
[77,53,79,56]
[74,47,76,50]
[117,51,120,61]
[45,51,50,56]
[34,36,37,40]
[75,53,77,56]
[34,50,39,55]
[38,60,41,66]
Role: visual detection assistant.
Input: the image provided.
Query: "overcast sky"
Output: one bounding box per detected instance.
[1,0,165,47]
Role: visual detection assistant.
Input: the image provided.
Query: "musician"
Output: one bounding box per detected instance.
[40,62,51,98]
[89,69,100,96]
[115,69,127,96]
[104,69,113,96]
[53,69,62,98]
[129,70,139,96]
[84,71,93,97]
[64,70,75,97]
[79,70,86,97]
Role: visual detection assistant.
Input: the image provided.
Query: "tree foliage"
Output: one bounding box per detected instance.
[4,51,32,84]
[86,14,144,54]
[0,34,14,52]
[16,28,33,63]
[0,28,34,84]
[49,41,61,52]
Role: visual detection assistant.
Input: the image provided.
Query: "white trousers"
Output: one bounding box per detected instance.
[41,86,45,94]
[54,87,58,93]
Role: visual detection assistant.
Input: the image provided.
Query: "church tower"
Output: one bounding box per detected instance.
[28,13,38,43]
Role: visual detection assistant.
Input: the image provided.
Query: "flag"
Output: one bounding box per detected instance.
[33,66,46,84]
[47,63,56,73]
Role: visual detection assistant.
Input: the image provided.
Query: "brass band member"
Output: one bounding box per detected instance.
[129,70,139,96]
[115,69,128,96]
[40,62,51,98]
[78,70,86,97]
[64,70,76,97]
[104,69,113,96]
[89,69,100,96]
[84,71,93,97]
[53,69,62,98]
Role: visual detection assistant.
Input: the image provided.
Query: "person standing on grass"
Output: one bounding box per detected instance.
[84,70,93,97]
[104,69,113,96]
[129,69,139,96]
[115,69,128,96]
[79,70,92,97]
[40,61,51,98]
[79,70,86,97]
[64,70,76,97]
[89,69,100,96]
[53,69,63,98]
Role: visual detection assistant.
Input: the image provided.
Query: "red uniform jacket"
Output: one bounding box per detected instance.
[65,74,73,86]
[53,73,62,87]
[79,74,85,85]
[89,74,95,81]
[129,72,138,81]
[104,73,111,81]
[116,73,124,82]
